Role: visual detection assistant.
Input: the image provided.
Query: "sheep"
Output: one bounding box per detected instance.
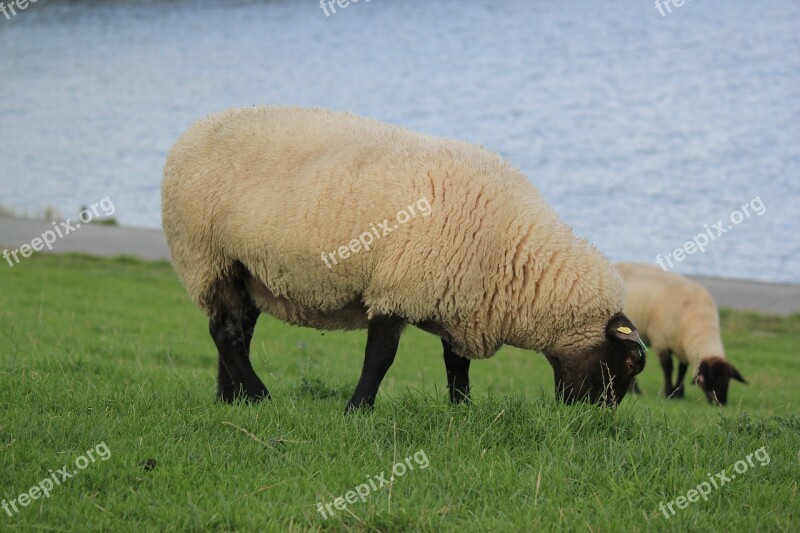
[615,262,746,405]
[161,106,647,411]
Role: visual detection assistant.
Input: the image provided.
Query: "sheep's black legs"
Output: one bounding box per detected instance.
[659,350,682,399]
[345,315,405,412]
[673,362,688,398]
[215,305,263,402]
[216,357,237,401]
[209,269,270,403]
[659,350,673,397]
[443,339,471,404]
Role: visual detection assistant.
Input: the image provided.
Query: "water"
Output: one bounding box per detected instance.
[1,0,798,282]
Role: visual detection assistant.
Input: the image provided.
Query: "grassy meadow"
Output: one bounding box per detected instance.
[1,254,798,531]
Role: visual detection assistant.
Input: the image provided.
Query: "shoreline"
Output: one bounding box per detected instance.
[2,215,798,316]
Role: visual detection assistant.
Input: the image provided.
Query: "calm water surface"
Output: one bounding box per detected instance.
[1,0,798,282]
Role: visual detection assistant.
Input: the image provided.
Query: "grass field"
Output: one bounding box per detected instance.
[1,254,798,531]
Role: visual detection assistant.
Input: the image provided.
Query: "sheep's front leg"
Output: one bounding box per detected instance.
[659,350,677,399]
[443,339,471,404]
[345,316,405,413]
[673,361,688,398]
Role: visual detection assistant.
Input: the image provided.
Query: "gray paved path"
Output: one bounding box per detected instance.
[2,216,798,315]
[1,216,169,262]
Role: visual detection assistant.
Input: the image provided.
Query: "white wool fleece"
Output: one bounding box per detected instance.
[162,106,625,359]
[615,262,726,366]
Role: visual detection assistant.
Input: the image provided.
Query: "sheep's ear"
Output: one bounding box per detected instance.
[607,313,647,359]
[730,364,747,384]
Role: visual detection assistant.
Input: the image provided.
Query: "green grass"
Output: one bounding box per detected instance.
[1,254,798,531]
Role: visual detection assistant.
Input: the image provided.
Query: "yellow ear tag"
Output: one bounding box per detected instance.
[617,326,632,335]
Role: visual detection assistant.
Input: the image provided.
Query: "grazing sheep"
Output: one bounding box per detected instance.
[615,262,746,405]
[161,106,646,411]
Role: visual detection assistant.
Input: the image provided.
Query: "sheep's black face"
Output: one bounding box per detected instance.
[548,312,647,406]
[694,356,747,406]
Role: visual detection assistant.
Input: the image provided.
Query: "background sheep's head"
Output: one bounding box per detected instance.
[547,312,647,406]
[694,356,747,405]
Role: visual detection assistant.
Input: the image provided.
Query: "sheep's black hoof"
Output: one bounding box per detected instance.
[449,387,471,404]
[665,386,684,399]
[344,399,375,414]
[217,390,235,404]
[217,384,271,404]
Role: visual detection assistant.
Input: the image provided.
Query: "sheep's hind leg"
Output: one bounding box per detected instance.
[345,315,405,413]
[209,269,270,403]
[216,305,262,402]
[443,339,471,404]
